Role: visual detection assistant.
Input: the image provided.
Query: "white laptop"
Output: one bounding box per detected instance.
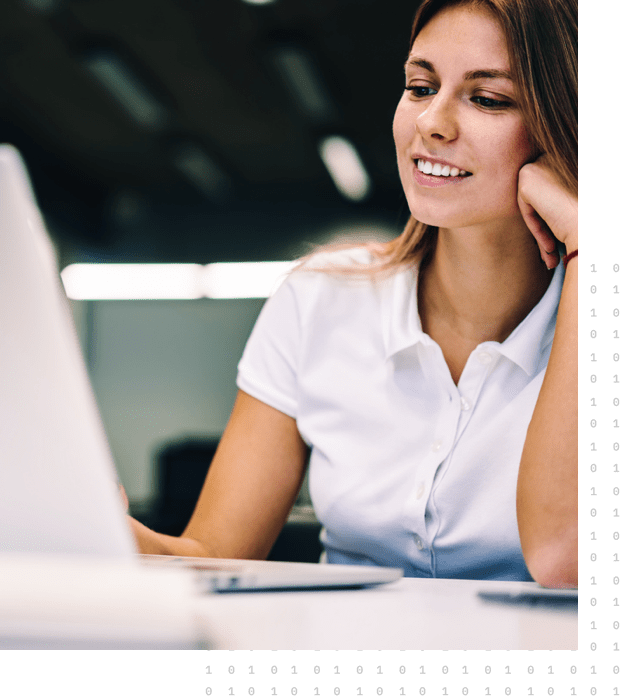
[0,143,402,592]
[140,554,401,592]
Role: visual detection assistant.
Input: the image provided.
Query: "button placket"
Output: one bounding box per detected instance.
[430,439,442,453]
[455,347,497,425]
[476,350,493,365]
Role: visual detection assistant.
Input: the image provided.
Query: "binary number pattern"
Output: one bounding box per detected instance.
[204,652,585,695]
[583,260,624,694]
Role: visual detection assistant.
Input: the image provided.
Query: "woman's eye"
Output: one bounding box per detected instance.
[404,85,436,98]
[472,95,511,109]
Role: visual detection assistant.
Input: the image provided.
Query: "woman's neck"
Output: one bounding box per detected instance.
[418,220,553,376]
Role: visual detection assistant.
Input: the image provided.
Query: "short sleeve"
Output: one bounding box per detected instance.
[236,275,301,418]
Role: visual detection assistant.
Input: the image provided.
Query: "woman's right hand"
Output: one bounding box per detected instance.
[125,515,208,556]
[127,515,165,554]
[118,483,129,512]
[120,485,162,554]
[123,390,308,559]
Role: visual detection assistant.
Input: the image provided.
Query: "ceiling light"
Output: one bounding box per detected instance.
[61,264,204,300]
[171,143,230,199]
[61,262,297,300]
[318,136,371,202]
[21,0,60,12]
[241,0,276,5]
[273,47,335,122]
[83,53,168,131]
[202,262,297,299]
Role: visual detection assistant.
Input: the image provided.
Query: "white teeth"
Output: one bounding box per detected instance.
[417,159,467,177]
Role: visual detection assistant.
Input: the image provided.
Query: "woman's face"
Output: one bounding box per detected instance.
[393,5,536,232]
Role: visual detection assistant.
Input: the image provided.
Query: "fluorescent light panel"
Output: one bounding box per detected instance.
[202,262,295,299]
[22,0,59,11]
[171,143,230,199]
[61,262,298,300]
[61,264,204,300]
[83,54,168,130]
[273,48,334,122]
[318,136,371,202]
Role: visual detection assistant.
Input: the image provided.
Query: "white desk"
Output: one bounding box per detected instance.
[0,556,576,650]
[196,577,577,650]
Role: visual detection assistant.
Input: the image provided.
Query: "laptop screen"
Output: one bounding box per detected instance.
[0,144,136,559]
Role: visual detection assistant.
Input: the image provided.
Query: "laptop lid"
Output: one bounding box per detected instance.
[140,555,403,592]
[0,144,136,559]
[0,143,401,591]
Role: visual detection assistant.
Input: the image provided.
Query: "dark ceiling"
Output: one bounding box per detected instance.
[0,0,419,265]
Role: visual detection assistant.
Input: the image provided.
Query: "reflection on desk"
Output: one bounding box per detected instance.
[196,577,577,650]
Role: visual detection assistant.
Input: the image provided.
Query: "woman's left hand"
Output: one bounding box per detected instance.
[119,483,129,512]
[517,156,578,269]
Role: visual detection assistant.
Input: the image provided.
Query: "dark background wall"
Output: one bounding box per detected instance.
[1,0,419,267]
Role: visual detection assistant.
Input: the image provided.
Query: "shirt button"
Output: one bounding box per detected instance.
[414,534,424,550]
[431,440,442,452]
[415,481,426,499]
[477,351,492,365]
[460,396,471,411]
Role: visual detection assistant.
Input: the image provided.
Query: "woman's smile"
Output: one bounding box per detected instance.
[413,156,472,187]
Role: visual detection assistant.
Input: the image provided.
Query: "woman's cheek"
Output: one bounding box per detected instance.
[392,101,413,153]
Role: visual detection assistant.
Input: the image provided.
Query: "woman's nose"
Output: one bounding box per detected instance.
[415,93,458,143]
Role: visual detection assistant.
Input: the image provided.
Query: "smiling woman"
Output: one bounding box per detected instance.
[128,0,578,590]
[384,0,577,273]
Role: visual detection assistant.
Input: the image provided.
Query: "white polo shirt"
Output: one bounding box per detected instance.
[237,248,564,580]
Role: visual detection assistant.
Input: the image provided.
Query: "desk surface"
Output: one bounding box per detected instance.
[196,577,577,650]
[1,556,577,650]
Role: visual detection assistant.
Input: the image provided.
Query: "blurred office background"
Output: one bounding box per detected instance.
[1,0,418,555]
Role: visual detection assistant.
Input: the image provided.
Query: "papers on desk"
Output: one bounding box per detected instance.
[0,555,206,649]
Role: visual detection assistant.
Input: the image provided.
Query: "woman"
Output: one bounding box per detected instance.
[130,0,577,588]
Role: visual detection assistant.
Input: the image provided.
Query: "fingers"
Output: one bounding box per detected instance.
[518,160,578,254]
[517,193,560,270]
[119,483,129,513]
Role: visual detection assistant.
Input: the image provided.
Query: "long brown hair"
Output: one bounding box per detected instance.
[311,0,577,275]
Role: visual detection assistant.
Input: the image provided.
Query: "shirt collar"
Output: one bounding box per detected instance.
[382,264,427,360]
[496,261,564,375]
[382,260,565,375]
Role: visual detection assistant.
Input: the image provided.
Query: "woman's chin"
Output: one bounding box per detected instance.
[408,209,454,229]
[405,199,462,229]
[407,203,525,234]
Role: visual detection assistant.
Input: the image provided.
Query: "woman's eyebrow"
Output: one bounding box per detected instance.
[404,57,435,72]
[404,57,512,82]
[464,68,512,81]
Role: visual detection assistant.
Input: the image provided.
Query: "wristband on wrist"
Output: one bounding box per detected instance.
[563,249,578,267]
